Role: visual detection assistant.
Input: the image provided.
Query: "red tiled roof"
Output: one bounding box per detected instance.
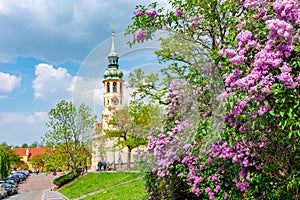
[12,148,48,160]
[13,148,27,156]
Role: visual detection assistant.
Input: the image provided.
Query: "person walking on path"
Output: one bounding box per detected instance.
[97,161,102,172]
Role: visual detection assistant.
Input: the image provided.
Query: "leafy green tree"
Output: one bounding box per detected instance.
[1,142,7,146]
[0,148,10,178]
[30,141,39,148]
[29,153,47,171]
[93,124,109,163]
[127,68,170,105]
[21,143,28,148]
[105,102,161,169]
[125,1,244,121]
[0,145,21,170]
[43,100,95,174]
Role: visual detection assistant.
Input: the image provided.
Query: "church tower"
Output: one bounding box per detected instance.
[91,30,124,171]
[102,30,124,130]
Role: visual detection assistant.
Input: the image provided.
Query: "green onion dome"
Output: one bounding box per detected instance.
[103,68,123,80]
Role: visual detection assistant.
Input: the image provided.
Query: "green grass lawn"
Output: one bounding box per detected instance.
[59,172,146,199]
[83,179,147,200]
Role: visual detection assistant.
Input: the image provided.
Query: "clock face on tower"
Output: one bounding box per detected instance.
[111,96,119,105]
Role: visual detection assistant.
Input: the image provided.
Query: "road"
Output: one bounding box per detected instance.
[4,172,66,200]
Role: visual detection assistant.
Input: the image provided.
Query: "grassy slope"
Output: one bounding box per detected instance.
[59,172,146,199]
[83,179,147,200]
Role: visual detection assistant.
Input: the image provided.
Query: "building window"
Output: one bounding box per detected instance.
[113,82,117,92]
[120,83,122,93]
[107,82,110,93]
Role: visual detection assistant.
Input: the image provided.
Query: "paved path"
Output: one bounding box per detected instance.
[5,172,66,200]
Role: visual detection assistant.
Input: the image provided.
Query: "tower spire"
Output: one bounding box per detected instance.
[109,27,117,57]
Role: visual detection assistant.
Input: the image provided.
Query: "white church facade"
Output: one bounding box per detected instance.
[91,31,134,171]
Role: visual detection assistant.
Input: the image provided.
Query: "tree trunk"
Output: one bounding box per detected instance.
[127,147,132,170]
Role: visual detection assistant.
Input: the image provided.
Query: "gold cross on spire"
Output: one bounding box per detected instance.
[112,27,115,37]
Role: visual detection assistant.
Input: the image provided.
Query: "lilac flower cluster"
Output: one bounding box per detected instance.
[134,29,147,41]
[220,0,299,124]
[145,9,157,17]
[207,140,261,192]
[175,138,261,199]
[139,81,200,175]
[133,8,158,41]
[135,9,157,17]
[188,14,202,28]
[273,0,300,24]
[139,80,263,198]
[174,8,183,17]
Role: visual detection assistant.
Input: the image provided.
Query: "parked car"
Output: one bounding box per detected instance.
[14,173,25,181]
[4,183,14,196]
[4,178,17,186]
[16,170,30,178]
[0,182,7,199]
[10,183,18,195]
[8,175,20,184]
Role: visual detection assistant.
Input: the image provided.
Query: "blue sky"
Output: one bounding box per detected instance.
[0,0,169,146]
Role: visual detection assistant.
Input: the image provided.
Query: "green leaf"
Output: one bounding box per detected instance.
[269,110,275,116]
[264,100,268,106]
[287,108,293,118]
[288,131,293,139]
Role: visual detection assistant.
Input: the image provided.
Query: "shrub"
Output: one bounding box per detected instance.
[53,171,78,188]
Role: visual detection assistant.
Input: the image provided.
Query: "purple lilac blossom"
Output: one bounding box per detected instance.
[134,29,147,41]
[175,8,183,17]
[135,10,142,17]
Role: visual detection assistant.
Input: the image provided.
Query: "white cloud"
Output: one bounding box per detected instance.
[0,72,21,93]
[0,112,47,125]
[0,0,170,63]
[32,63,76,102]
[0,3,9,14]
[0,112,48,145]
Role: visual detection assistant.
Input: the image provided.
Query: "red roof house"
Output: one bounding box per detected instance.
[12,148,48,160]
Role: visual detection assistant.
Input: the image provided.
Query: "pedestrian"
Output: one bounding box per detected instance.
[53,170,57,176]
[97,161,102,172]
[103,161,107,171]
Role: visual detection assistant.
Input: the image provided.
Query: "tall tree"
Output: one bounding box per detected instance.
[30,141,39,148]
[93,124,109,163]
[0,147,10,179]
[1,142,7,146]
[0,145,21,170]
[127,68,170,105]
[43,100,95,174]
[29,153,47,170]
[21,143,28,148]
[105,102,161,169]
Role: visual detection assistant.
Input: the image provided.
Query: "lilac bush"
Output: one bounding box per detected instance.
[219,0,300,198]
[128,0,300,199]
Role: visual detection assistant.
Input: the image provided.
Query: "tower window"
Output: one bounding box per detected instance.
[120,83,122,93]
[113,82,117,92]
[107,82,110,93]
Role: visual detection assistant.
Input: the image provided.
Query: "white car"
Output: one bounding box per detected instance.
[0,183,7,199]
